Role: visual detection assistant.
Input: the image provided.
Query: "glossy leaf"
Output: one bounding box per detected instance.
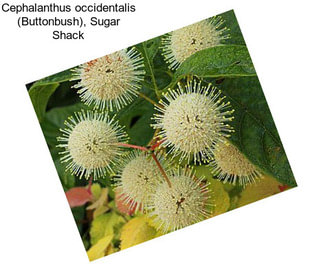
[211,77,297,187]
[28,83,59,122]
[219,10,246,45]
[32,68,75,86]
[168,45,256,89]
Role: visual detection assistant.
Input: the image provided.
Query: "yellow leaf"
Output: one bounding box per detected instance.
[93,205,110,219]
[194,165,230,216]
[90,183,102,201]
[87,187,109,211]
[90,212,125,245]
[237,175,281,207]
[106,244,115,256]
[120,216,157,250]
[208,179,230,216]
[194,165,214,180]
[87,234,113,261]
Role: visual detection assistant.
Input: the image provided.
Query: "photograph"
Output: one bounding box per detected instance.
[26,9,297,262]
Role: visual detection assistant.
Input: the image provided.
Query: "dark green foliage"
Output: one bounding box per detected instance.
[28,83,59,122]
[170,45,256,89]
[211,77,296,186]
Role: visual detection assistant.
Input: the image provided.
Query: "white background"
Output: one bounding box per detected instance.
[0,0,322,270]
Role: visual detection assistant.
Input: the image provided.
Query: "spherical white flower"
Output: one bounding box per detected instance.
[57,110,128,180]
[210,141,262,186]
[153,80,234,163]
[148,168,209,233]
[72,48,145,111]
[161,16,229,70]
[114,151,163,212]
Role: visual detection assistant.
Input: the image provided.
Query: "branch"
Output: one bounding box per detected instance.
[142,41,160,99]
[115,143,149,151]
[151,152,172,188]
[150,139,166,151]
[114,142,171,187]
[137,92,159,107]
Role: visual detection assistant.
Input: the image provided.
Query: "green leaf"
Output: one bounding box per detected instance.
[40,102,89,147]
[120,216,157,250]
[169,45,256,89]
[116,86,155,146]
[212,77,297,187]
[135,36,161,62]
[46,81,80,110]
[54,158,75,190]
[152,47,174,90]
[135,37,162,98]
[28,83,59,122]
[219,10,246,45]
[90,212,125,245]
[71,206,86,233]
[32,68,75,86]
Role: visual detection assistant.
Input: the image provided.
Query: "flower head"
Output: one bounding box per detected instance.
[57,110,128,180]
[72,48,145,111]
[153,80,234,163]
[148,168,209,233]
[114,151,163,212]
[210,141,262,186]
[161,16,229,70]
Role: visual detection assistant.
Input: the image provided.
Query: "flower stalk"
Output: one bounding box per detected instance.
[151,152,172,188]
[115,141,171,187]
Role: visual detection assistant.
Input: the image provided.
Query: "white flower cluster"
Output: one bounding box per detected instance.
[115,151,209,232]
[161,16,230,69]
[56,16,262,234]
[153,79,234,163]
[57,110,128,179]
[72,47,145,111]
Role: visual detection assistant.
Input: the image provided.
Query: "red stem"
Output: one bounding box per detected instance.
[87,176,93,194]
[115,141,171,187]
[116,143,149,151]
[150,139,166,151]
[151,152,172,188]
